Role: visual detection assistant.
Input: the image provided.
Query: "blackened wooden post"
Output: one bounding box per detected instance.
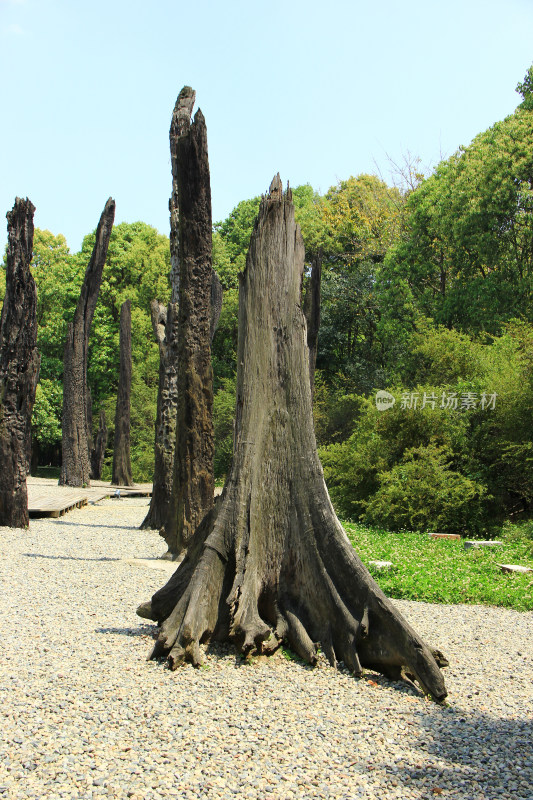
[112,299,133,486]
[0,198,40,527]
[163,87,215,557]
[60,198,115,487]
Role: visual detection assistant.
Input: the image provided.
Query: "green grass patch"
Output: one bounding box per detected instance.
[343,522,533,611]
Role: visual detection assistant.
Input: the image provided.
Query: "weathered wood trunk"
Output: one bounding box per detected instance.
[303,252,321,396]
[60,198,115,487]
[112,300,133,486]
[90,409,108,480]
[142,270,222,533]
[162,87,214,557]
[141,302,178,529]
[0,198,40,527]
[137,178,448,700]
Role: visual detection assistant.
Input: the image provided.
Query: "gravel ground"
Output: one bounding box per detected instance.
[1,497,532,800]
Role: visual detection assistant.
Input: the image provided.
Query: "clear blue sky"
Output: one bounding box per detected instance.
[1,0,532,254]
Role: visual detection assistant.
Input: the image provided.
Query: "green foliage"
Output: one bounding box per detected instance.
[214,196,261,283]
[363,443,487,535]
[320,384,471,525]
[344,522,533,611]
[213,377,236,480]
[31,229,82,381]
[32,380,62,446]
[321,174,403,263]
[0,262,5,304]
[384,103,533,334]
[26,221,170,482]
[212,287,239,391]
[516,63,533,110]
[501,519,533,557]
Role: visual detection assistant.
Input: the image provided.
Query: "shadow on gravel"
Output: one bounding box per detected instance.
[370,705,532,798]
[22,553,121,562]
[96,625,156,638]
[50,521,137,530]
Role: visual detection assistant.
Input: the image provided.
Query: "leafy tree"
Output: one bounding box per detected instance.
[384,101,533,334]
[316,175,405,388]
[516,64,533,110]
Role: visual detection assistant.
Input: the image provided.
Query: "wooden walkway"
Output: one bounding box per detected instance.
[27,478,152,518]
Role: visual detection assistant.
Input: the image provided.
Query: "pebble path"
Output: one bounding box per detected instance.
[1,497,531,800]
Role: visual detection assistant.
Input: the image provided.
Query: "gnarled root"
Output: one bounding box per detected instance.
[137,490,448,701]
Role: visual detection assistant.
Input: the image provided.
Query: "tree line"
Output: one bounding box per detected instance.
[2,66,533,536]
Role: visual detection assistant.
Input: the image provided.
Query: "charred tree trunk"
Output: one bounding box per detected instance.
[137,178,448,700]
[60,198,115,487]
[161,87,214,557]
[0,198,40,527]
[112,300,133,486]
[303,252,321,397]
[141,301,179,530]
[142,270,222,533]
[90,409,108,480]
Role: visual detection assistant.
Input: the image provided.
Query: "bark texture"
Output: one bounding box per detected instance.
[137,177,448,701]
[60,198,115,486]
[90,409,108,480]
[0,198,40,527]
[303,252,321,396]
[141,301,179,530]
[162,87,214,556]
[112,300,133,486]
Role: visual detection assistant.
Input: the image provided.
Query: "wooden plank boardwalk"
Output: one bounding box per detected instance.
[27,478,152,518]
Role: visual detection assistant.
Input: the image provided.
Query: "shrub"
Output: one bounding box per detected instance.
[362,443,488,535]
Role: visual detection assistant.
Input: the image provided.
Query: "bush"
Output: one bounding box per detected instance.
[362,443,488,535]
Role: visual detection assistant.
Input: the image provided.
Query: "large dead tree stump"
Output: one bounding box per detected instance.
[112,299,133,486]
[60,198,115,487]
[162,87,215,557]
[137,177,448,701]
[0,198,40,528]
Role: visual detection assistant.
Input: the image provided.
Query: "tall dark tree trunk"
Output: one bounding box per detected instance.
[142,271,222,533]
[60,198,115,487]
[137,178,448,700]
[303,252,321,397]
[141,301,178,530]
[90,409,108,480]
[143,87,220,538]
[112,299,133,486]
[161,87,214,557]
[0,198,40,528]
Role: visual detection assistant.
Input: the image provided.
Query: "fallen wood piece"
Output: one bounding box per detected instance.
[464,540,503,550]
[498,563,533,574]
[428,533,461,540]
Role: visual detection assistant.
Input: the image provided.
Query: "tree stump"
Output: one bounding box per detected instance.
[162,87,215,557]
[112,299,133,486]
[137,177,448,700]
[0,198,40,528]
[60,198,115,487]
